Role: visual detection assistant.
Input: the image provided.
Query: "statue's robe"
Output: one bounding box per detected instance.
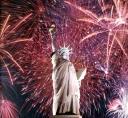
[52,53,80,115]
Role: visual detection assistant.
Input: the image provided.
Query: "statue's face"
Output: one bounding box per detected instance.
[62,52,70,60]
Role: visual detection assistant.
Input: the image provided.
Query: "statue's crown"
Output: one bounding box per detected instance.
[59,45,72,55]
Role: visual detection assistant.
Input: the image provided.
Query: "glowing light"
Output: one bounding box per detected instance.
[115,18,126,26]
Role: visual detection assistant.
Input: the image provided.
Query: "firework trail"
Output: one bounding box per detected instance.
[0,12,32,116]
[1,0,128,118]
[0,13,32,84]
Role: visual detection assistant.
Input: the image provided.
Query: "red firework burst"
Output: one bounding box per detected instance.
[0,80,18,118]
[0,99,18,118]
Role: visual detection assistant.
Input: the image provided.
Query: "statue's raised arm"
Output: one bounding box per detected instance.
[49,24,57,52]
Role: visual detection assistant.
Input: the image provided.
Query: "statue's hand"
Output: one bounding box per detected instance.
[76,68,87,81]
[49,23,57,52]
[49,24,56,38]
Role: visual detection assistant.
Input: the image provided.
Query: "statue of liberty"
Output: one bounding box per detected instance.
[49,24,87,116]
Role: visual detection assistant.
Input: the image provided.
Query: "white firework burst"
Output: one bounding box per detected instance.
[107,88,128,118]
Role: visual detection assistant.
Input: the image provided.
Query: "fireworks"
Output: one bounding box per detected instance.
[0,12,32,117]
[107,88,128,118]
[65,0,128,75]
[0,99,18,118]
[0,0,128,118]
[0,79,18,118]
[12,0,128,116]
[0,14,32,84]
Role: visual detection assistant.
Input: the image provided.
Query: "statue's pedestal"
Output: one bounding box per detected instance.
[51,115,82,118]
